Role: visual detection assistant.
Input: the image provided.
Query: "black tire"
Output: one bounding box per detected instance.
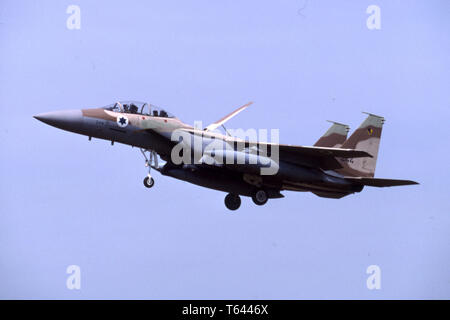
[143,176,155,188]
[252,189,268,205]
[224,193,241,211]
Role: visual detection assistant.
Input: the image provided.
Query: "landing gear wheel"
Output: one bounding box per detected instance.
[252,189,268,205]
[224,193,241,211]
[140,148,158,189]
[143,176,155,188]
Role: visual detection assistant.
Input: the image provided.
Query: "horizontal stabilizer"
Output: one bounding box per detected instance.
[345,177,419,187]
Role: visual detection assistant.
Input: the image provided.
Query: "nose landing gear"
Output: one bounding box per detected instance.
[143,176,155,188]
[140,148,158,189]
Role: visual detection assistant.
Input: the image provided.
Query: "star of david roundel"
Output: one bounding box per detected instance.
[117,116,129,128]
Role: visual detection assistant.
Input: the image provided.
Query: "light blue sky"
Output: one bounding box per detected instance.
[1,0,449,299]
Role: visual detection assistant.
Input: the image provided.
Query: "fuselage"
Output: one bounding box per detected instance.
[34,103,363,199]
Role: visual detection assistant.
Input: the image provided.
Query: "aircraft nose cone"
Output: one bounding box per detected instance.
[34,110,84,132]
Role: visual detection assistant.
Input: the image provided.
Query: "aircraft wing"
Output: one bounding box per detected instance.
[171,129,373,171]
[243,145,370,171]
[204,102,253,132]
[247,142,372,170]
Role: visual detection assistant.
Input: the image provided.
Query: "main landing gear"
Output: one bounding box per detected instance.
[224,189,269,210]
[225,193,241,211]
[252,189,268,206]
[140,148,158,189]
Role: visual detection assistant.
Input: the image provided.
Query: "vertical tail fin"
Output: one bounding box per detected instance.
[337,113,385,177]
[314,121,349,148]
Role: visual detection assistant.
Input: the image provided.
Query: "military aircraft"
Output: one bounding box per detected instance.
[34,101,418,210]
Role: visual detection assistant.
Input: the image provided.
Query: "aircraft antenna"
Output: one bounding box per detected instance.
[222,124,232,137]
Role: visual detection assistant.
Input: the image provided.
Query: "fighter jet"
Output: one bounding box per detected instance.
[34,101,418,210]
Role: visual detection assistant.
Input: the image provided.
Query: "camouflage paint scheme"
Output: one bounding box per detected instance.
[34,102,418,209]
[314,121,349,148]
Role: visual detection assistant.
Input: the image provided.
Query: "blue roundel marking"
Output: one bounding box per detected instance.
[117,116,129,128]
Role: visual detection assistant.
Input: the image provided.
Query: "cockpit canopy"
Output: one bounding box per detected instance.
[103,101,176,118]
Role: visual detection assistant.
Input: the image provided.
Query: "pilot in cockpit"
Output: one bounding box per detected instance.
[129,103,138,114]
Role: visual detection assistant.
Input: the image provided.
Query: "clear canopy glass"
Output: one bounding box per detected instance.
[103,101,176,118]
